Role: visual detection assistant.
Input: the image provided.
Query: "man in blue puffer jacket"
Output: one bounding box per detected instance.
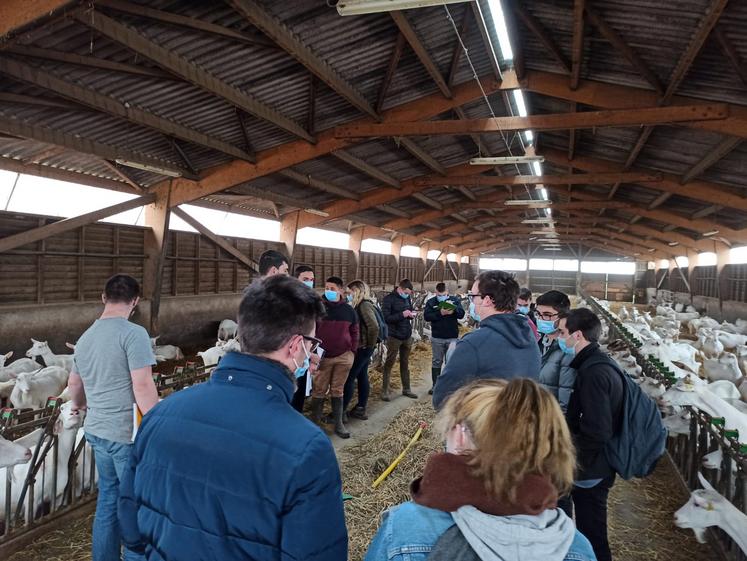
[119,276,347,561]
[432,270,541,409]
[536,290,577,413]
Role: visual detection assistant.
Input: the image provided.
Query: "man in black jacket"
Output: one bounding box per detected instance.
[380,279,417,401]
[557,308,623,561]
[423,282,465,395]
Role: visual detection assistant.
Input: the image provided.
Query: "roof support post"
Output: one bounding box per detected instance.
[716,244,730,315]
[143,185,172,336]
[280,210,300,264]
[390,236,403,288]
[349,227,364,281]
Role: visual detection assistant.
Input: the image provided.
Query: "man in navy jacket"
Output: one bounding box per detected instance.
[432,270,541,409]
[423,282,465,394]
[119,276,347,561]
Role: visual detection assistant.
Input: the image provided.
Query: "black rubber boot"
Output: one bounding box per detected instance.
[310,397,325,425]
[381,371,391,402]
[349,405,368,420]
[428,367,441,395]
[332,397,350,438]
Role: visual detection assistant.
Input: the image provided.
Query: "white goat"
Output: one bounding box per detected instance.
[0,435,32,468]
[10,367,68,410]
[674,472,747,554]
[25,339,74,371]
[217,319,238,342]
[703,353,742,383]
[150,337,184,362]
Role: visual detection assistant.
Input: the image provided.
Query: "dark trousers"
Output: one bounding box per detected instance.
[571,474,616,561]
[291,373,307,413]
[383,336,412,389]
[343,346,375,411]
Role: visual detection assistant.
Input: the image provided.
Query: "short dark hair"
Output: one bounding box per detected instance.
[258,250,288,275]
[399,278,414,291]
[518,288,532,301]
[435,282,446,293]
[295,265,313,277]
[239,276,325,354]
[559,308,601,343]
[104,274,140,304]
[476,270,519,312]
[326,276,345,288]
[536,290,571,312]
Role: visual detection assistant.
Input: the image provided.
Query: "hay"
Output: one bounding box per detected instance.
[340,401,441,561]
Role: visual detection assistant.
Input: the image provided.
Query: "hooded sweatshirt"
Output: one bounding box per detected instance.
[432,313,541,409]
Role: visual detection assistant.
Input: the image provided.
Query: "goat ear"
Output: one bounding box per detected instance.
[3,351,12,360]
[65,342,75,350]
[698,472,716,492]
[31,338,38,343]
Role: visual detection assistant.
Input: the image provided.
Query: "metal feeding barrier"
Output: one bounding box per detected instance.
[0,362,213,555]
[585,294,747,561]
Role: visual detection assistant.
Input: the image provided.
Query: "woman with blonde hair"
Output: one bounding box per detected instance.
[342,280,380,420]
[365,378,597,561]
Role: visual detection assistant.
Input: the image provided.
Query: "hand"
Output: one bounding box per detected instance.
[403,310,413,319]
[308,353,321,375]
[440,308,454,316]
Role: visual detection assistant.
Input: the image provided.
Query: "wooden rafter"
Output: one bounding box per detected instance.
[680,136,742,183]
[414,171,661,187]
[513,5,571,74]
[0,0,73,38]
[713,26,747,88]
[332,150,400,189]
[307,74,317,137]
[75,10,315,142]
[568,102,578,160]
[0,194,155,253]
[0,56,254,162]
[411,192,443,210]
[161,72,515,208]
[377,33,406,113]
[570,0,585,89]
[278,169,359,201]
[101,160,142,192]
[471,1,502,82]
[398,137,446,175]
[583,6,664,95]
[336,104,727,138]
[391,10,451,98]
[0,115,192,178]
[447,9,471,88]
[228,0,379,120]
[541,148,747,212]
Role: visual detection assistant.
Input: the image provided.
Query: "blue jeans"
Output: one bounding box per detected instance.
[343,346,375,411]
[86,433,143,561]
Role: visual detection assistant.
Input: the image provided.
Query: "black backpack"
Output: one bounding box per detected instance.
[585,355,667,480]
[366,299,389,343]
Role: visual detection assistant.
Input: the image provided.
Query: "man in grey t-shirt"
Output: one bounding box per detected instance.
[66,274,159,561]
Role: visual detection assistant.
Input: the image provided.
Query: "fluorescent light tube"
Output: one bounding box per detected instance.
[469,156,545,165]
[115,159,182,178]
[336,0,468,16]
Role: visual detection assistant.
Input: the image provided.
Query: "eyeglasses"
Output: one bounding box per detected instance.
[301,335,322,354]
[537,311,561,320]
[467,293,486,302]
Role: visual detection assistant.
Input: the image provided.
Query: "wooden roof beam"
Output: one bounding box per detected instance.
[0,55,253,162]
[713,26,747,88]
[411,192,443,210]
[377,33,406,114]
[0,194,155,253]
[0,0,74,38]
[278,168,359,200]
[570,0,585,90]
[583,6,664,95]
[415,171,660,187]
[541,147,747,212]
[680,136,742,183]
[76,10,314,143]
[398,137,446,175]
[391,10,451,98]
[335,104,728,137]
[0,115,192,179]
[447,9,471,88]
[160,72,515,207]
[331,150,401,189]
[522,70,747,138]
[513,5,571,74]
[471,1,503,82]
[228,0,378,120]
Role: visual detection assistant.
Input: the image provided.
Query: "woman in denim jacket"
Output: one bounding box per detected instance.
[365,379,597,561]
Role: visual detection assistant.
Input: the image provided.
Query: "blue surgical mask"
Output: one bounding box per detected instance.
[469,301,481,322]
[400,291,410,300]
[346,294,353,304]
[292,341,311,379]
[537,319,557,334]
[437,295,448,302]
[558,336,576,356]
[324,290,339,302]
[517,305,530,315]
[302,280,314,289]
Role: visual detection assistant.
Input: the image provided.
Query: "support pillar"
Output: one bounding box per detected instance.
[716,244,730,315]
[419,243,430,290]
[280,210,300,263]
[143,182,172,336]
[390,236,403,288]
[348,227,364,281]
[439,250,448,283]
[685,249,699,303]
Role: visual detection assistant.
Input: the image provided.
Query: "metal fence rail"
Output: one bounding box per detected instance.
[585,295,747,561]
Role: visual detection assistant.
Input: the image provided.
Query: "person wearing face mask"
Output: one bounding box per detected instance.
[432,271,541,410]
[423,282,465,395]
[365,378,596,561]
[66,274,158,561]
[535,290,577,413]
[119,275,348,561]
[556,308,624,561]
[291,265,316,412]
[310,276,359,438]
[381,279,418,401]
[516,287,540,341]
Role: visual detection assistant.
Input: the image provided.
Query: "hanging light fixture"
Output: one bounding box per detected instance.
[469,156,545,165]
[336,0,468,16]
